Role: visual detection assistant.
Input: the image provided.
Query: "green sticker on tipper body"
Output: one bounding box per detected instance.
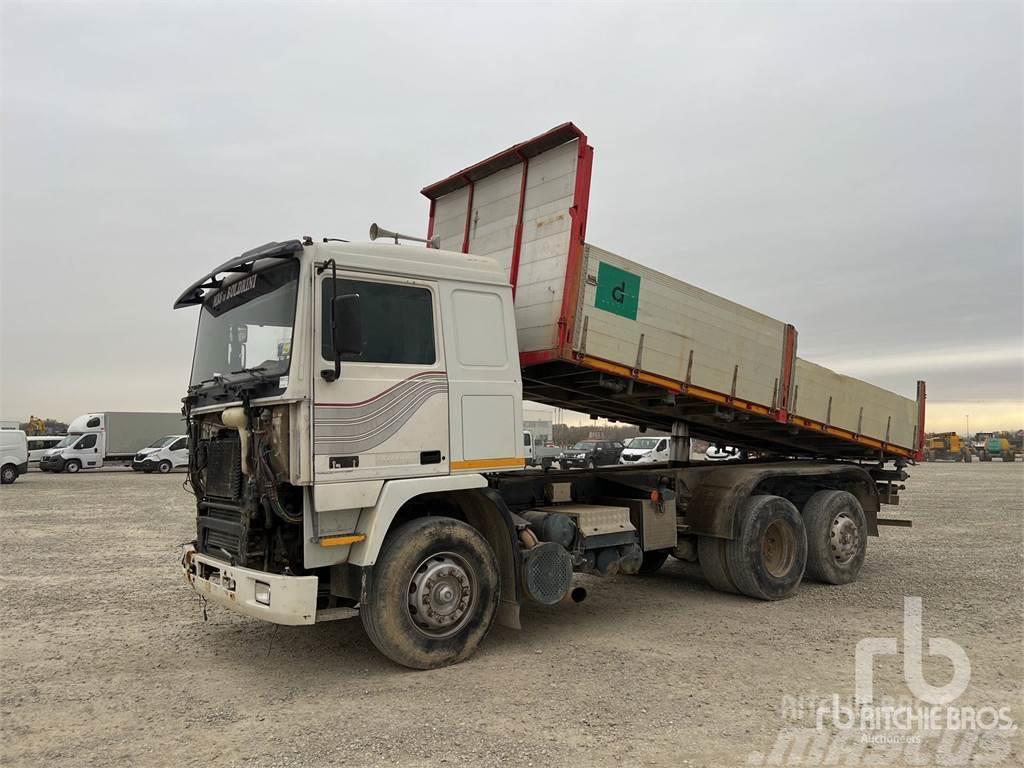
[595,262,641,320]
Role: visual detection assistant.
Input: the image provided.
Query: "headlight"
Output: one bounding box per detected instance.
[254,581,271,606]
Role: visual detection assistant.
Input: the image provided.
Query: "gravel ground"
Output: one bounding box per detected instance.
[1,463,1021,767]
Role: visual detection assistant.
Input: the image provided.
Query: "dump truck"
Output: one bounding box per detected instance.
[923,432,972,462]
[176,123,924,669]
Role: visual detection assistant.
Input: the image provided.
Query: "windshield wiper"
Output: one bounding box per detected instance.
[229,366,267,376]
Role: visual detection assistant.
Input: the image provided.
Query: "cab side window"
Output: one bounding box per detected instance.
[86,417,101,428]
[170,438,188,451]
[76,434,97,449]
[321,279,435,365]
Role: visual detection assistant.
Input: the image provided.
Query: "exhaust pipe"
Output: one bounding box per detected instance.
[562,585,588,604]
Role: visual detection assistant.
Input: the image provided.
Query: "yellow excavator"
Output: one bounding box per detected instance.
[923,432,972,462]
[24,415,47,435]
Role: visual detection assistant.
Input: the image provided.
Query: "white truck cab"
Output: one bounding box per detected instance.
[132,435,189,473]
[40,416,104,473]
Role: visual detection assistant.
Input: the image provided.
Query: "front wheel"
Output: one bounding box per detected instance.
[360,517,499,669]
[158,460,172,474]
[64,460,81,474]
[1,464,17,484]
[802,490,867,585]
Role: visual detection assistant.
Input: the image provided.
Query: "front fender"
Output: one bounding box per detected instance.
[347,474,489,566]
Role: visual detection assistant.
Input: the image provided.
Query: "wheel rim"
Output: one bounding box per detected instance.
[762,520,797,577]
[159,462,171,473]
[407,552,477,638]
[830,512,860,565]
[2,468,14,482]
[66,463,79,473]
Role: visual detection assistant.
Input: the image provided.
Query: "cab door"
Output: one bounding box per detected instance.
[313,269,449,483]
[71,433,101,468]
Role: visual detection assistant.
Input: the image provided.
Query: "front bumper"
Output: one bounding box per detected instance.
[39,455,64,471]
[181,545,319,626]
[133,458,158,471]
[560,457,590,468]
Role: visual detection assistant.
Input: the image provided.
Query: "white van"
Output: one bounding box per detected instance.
[27,435,64,466]
[619,436,670,464]
[132,435,189,473]
[1,430,29,484]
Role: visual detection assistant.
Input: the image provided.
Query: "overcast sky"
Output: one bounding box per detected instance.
[1,1,1021,430]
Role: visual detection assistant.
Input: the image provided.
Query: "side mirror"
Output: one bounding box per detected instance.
[333,294,362,355]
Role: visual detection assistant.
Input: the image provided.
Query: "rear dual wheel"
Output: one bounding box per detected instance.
[801,490,867,585]
[698,495,807,600]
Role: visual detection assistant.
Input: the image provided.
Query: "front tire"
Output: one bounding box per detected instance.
[1,464,16,484]
[64,460,81,474]
[158,460,172,474]
[724,495,807,600]
[360,517,499,669]
[802,490,867,585]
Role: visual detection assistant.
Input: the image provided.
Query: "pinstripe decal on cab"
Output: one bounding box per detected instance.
[314,371,448,455]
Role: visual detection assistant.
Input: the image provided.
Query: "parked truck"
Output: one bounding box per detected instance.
[177,124,924,669]
[523,431,560,469]
[39,412,183,473]
[978,436,1015,463]
[923,432,971,462]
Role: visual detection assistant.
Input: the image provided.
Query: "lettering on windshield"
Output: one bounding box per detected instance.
[212,274,258,309]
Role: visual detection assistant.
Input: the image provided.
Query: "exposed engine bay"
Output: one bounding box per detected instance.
[186,405,306,574]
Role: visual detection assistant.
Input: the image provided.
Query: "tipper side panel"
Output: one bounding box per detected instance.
[423,122,924,461]
[577,245,787,410]
[792,360,919,450]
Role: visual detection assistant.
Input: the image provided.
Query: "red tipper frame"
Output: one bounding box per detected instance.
[916,380,927,461]
[421,122,593,367]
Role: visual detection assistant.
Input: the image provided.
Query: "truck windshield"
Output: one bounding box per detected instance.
[146,436,178,449]
[572,441,598,450]
[190,261,299,389]
[54,435,78,449]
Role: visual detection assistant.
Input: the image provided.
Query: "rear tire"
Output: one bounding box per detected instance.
[724,495,806,600]
[698,535,738,594]
[802,490,867,585]
[636,550,669,575]
[64,460,81,474]
[1,464,16,484]
[360,516,499,670]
